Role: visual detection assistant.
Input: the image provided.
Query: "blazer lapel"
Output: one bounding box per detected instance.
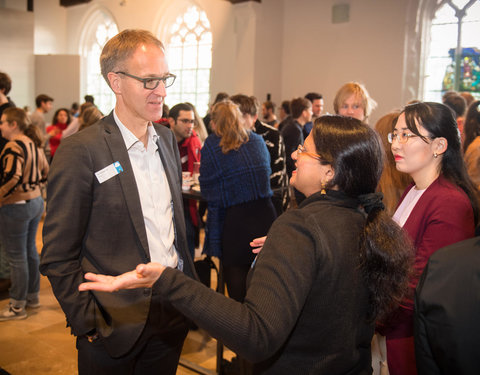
[154,129,188,262]
[103,115,150,258]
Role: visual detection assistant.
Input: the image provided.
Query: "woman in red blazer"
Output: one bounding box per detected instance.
[380,102,479,375]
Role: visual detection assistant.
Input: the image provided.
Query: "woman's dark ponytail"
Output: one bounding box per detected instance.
[313,116,414,323]
[360,204,414,322]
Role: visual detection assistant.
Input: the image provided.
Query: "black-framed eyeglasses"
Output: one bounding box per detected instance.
[114,71,176,89]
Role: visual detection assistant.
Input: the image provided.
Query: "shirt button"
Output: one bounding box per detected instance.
[143,288,151,297]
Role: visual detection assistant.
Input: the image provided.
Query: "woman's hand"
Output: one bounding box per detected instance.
[250,236,267,254]
[78,263,166,292]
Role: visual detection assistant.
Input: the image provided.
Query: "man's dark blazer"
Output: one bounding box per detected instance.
[40,112,196,357]
[415,236,480,374]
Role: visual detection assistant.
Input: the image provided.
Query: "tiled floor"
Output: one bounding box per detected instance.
[0,220,233,375]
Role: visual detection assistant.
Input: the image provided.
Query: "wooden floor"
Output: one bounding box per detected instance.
[0,218,233,375]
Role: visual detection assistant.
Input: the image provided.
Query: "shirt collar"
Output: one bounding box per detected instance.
[113,109,159,150]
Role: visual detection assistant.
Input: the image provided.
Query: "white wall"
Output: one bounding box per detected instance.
[279,0,410,125]
[35,54,80,115]
[33,0,68,54]
[0,8,34,109]
[2,0,430,124]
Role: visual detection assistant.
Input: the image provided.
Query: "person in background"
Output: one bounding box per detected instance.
[278,100,290,124]
[442,90,467,137]
[200,99,275,303]
[303,92,324,135]
[333,82,377,123]
[203,92,228,133]
[463,100,480,189]
[379,101,478,375]
[155,103,170,127]
[168,103,202,260]
[185,102,208,144]
[78,105,103,132]
[84,94,95,105]
[0,108,48,321]
[374,112,411,216]
[281,97,312,178]
[262,100,278,128]
[415,236,480,374]
[0,72,16,293]
[231,94,289,215]
[460,92,475,108]
[62,102,95,138]
[78,116,413,375]
[40,29,196,375]
[70,102,80,118]
[30,94,54,136]
[278,100,293,132]
[47,108,71,160]
[0,73,15,130]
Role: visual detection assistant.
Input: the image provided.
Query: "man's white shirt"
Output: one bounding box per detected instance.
[114,110,178,268]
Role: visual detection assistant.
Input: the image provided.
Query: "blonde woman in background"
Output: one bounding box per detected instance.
[333,81,377,123]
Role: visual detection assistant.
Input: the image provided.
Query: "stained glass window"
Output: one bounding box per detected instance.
[81,12,118,114]
[164,6,212,116]
[423,0,480,101]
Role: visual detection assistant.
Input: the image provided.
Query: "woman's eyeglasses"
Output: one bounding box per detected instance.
[387,132,418,144]
[296,144,323,161]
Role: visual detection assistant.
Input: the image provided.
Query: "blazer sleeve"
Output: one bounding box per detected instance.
[156,210,318,363]
[411,195,474,288]
[414,263,442,375]
[40,136,96,336]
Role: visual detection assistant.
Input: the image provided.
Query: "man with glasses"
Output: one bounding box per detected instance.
[40,29,196,375]
[168,103,202,260]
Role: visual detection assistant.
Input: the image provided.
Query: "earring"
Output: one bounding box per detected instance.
[433,153,438,158]
[321,181,327,195]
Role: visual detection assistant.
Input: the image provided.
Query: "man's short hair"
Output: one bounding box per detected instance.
[169,103,194,121]
[230,94,258,116]
[84,95,95,104]
[442,91,467,118]
[263,100,275,112]
[100,29,165,85]
[281,100,291,115]
[35,94,54,108]
[290,97,311,119]
[0,72,12,95]
[304,92,323,102]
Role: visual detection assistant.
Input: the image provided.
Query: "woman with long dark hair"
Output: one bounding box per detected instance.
[381,101,478,375]
[79,115,412,374]
[0,108,48,321]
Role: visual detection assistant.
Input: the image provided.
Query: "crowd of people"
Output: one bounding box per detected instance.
[0,28,479,375]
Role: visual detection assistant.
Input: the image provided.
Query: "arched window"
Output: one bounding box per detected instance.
[163,6,212,117]
[423,0,480,101]
[80,10,118,114]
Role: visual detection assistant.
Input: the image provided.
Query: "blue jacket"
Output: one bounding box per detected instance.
[199,132,272,257]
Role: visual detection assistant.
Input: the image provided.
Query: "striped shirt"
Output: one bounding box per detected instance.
[0,134,49,205]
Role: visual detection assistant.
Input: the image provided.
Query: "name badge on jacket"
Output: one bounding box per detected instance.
[95,161,123,184]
